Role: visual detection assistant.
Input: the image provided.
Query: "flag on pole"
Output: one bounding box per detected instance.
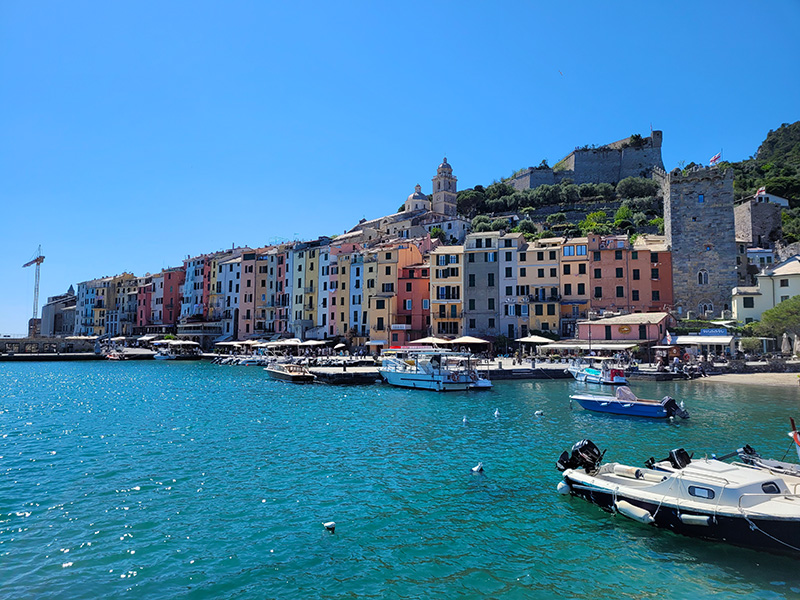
[666,330,673,345]
[755,186,766,196]
[709,151,721,165]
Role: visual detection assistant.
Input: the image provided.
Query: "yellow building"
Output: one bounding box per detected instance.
[430,244,464,338]
[526,238,562,334]
[559,236,590,337]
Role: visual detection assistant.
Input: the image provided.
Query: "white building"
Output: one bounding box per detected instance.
[732,255,800,324]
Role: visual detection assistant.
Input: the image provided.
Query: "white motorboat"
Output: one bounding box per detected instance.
[567,357,627,385]
[264,363,316,383]
[556,439,800,555]
[379,350,480,391]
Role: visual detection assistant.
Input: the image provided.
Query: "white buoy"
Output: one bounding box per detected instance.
[462,415,468,424]
[534,410,544,416]
[556,480,571,495]
[494,408,500,418]
[322,521,336,533]
[471,462,484,473]
[614,501,655,524]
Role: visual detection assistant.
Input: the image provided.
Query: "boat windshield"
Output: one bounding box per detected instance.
[615,386,638,402]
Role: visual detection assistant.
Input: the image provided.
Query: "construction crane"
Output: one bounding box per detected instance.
[22,245,45,322]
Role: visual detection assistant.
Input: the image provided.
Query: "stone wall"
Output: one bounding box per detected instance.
[734,199,782,247]
[657,166,737,317]
[510,131,664,191]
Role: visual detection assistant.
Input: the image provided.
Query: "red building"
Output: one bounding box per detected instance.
[393,262,431,345]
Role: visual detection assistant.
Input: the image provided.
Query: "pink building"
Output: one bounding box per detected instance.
[161,267,185,326]
[576,311,673,344]
[136,277,153,329]
[393,262,431,345]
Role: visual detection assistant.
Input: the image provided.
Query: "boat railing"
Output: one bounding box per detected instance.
[738,491,800,513]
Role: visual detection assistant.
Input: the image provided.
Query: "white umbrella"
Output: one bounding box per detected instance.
[515,335,554,344]
[409,336,451,345]
[334,343,346,349]
[794,335,800,357]
[299,340,325,346]
[782,333,792,354]
[450,336,490,345]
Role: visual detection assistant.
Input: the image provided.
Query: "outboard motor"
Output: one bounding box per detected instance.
[557,439,605,473]
[667,448,692,469]
[661,396,690,419]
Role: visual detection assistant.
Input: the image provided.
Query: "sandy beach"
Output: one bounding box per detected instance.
[701,372,800,388]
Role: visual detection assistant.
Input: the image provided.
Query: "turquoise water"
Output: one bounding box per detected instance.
[1,361,799,599]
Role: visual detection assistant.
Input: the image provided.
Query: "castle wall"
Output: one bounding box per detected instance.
[510,131,664,191]
[658,166,737,317]
[734,200,782,247]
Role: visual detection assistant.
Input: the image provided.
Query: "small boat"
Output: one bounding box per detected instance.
[106,352,126,361]
[378,350,476,391]
[469,372,493,390]
[567,357,627,385]
[264,363,316,383]
[556,439,800,555]
[570,386,689,419]
[153,351,177,360]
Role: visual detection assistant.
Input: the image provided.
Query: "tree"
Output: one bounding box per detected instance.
[430,226,446,242]
[472,215,491,228]
[485,182,516,200]
[648,217,664,235]
[545,212,567,225]
[490,218,510,231]
[753,295,800,338]
[457,189,486,217]
[397,204,406,213]
[516,219,538,235]
[579,211,610,235]
[473,222,492,233]
[616,177,660,199]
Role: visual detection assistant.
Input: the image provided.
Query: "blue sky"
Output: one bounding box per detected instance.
[2,1,799,334]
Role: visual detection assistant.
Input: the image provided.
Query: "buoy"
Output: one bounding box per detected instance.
[614,500,655,524]
[471,462,484,473]
[494,408,500,418]
[322,521,336,533]
[679,513,711,526]
[556,480,571,495]
[463,415,468,424]
[534,410,544,416]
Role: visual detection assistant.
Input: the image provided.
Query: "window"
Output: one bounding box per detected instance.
[615,267,623,278]
[385,266,391,276]
[631,251,638,260]
[520,268,527,277]
[632,289,639,301]
[537,251,544,261]
[563,246,575,257]
[594,286,602,298]
[578,264,585,275]
[375,299,385,310]
[422,299,429,309]
[535,304,543,316]
[577,283,585,295]
[468,254,475,263]
[781,295,790,302]
[505,286,513,295]
[605,325,612,340]
[486,252,496,262]
[469,274,476,287]
[538,268,545,278]
[485,238,492,248]
[762,482,781,494]
[549,251,556,260]
[698,194,704,203]
[652,290,660,301]
[743,297,754,308]
[476,239,483,249]
[698,270,708,285]
[505,251,512,261]
[564,283,572,296]
[563,264,571,275]
[576,245,587,256]
[505,267,513,277]
[616,286,624,298]
[488,298,495,310]
[547,304,555,316]
[632,269,640,280]
[594,268,602,279]
[592,251,601,261]
[488,318,495,328]
[652,268,660,280]
[469,319,476,329]
[780,279,789,287]
[651,253,659,263]
[550,268,557,278]
[488,274,495,287]
[468,299,475,310]
[520,253,527,262]
[405,299,412,310]
[688,486,715,499]
[376,317,384,331]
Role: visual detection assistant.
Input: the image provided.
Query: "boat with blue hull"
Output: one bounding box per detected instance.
[556,440,800,555]
[570,386,689,419]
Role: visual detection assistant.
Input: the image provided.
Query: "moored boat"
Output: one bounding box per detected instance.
[264,363,316,383]
[567,357,627,385]
[378,350,477,391]
[570,386,689,419]
[556,439,800,555]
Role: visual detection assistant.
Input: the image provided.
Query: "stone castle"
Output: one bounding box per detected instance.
[656,165,737,318]
[510,131,664,190]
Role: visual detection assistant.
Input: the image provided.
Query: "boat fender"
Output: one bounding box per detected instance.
[679,514,712,527]
[613,465,644,480]
[556,480,571,495]
[614,500,655,525]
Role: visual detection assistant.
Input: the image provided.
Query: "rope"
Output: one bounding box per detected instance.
[740,512,800,553]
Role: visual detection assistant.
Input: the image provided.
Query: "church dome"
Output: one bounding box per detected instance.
[437,157,452,172]
[407,184,427,204]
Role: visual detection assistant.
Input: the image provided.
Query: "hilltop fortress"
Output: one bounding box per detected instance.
[510,131,664,190]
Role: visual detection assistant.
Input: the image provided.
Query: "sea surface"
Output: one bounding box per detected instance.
[1,361,799,599]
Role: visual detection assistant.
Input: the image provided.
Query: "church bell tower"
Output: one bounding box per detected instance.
[432,158,457,216]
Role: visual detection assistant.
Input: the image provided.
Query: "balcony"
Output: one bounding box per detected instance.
[390,324,411,330]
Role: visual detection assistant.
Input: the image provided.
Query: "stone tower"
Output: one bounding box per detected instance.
[432,158,457,216]
[656,166,737,318]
